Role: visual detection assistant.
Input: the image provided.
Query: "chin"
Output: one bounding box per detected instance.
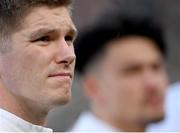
[53,93,72,106]
[150,114,165,123]
[47,86,72,108]
[60,96,71,105]
[146,110,165,124]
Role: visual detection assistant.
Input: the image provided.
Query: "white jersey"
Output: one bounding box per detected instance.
[70,111,119,132]
[0,108,53,132]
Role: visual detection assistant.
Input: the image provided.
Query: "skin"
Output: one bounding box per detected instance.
[83,36,168,131]
[0,6,77,125]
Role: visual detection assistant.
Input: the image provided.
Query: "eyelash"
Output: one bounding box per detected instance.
[32,35,74,45]
[65,35,74,43]
[34,36,50,42]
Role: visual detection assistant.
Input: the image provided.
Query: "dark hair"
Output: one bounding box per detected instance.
[75,15,167,74]
[0,0,72,52]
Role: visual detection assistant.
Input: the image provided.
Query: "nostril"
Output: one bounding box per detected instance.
[61,60,68,64]
[56,56,75,66]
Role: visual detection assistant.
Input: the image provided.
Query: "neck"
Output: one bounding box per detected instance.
[92,107,146,132]
[0,86,48,126]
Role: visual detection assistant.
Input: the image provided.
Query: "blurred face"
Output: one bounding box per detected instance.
[0,6,76,109]
[95,36,168,125]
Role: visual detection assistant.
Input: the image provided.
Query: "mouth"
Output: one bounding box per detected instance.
[145,95,163,106]
[48,72,72,79]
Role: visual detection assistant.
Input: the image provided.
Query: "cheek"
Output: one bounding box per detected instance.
[115,77,144,107]
[20,48,54,84]
[0,54,35,95]
[159,73,169,90]
[4,48,51,90]
[24,47,53,66]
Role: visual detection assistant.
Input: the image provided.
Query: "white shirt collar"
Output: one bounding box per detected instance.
[0,108,53,132]
[70,111,119,132]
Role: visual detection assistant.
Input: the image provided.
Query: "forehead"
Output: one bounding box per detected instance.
[103,36,162,66]
[20,6,76,34]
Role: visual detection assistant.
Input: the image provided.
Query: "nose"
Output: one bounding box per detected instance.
[55,39,76,66]
[142,70,159,91]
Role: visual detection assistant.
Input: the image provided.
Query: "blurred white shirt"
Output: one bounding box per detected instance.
[0,108,53,132]
[147,82,180,131]
[70,112,119,132]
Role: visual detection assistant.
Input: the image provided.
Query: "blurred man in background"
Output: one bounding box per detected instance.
[70,14,169,132]
[0,0,76,132]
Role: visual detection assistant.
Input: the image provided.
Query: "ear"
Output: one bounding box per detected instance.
[82,74,105,105]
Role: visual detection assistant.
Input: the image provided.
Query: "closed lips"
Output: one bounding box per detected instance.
[48,72,72,78]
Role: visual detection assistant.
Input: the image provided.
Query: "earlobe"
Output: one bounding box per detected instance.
[82,74,105,105]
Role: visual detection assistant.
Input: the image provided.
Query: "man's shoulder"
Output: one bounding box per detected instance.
[0,110,20,131]
[70,111,118,132]
[0,109,53,132]
[70,112,94,131]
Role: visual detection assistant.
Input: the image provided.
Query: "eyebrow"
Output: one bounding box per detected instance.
[120,57,165,69]
[29,26,78,40]
[30,28,56,39]
[67,27,78,40]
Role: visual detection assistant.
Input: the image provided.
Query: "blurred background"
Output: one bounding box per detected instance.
[47,0,180,131]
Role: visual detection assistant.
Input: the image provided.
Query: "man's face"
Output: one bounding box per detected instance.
[95,36,168,125]
[0,6,76,109]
